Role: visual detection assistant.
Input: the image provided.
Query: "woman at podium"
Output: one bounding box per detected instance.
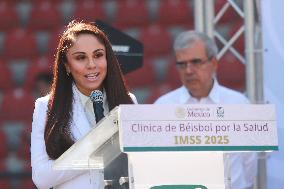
[30,20,137,189]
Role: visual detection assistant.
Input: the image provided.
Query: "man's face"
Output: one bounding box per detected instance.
[175,40,218,99]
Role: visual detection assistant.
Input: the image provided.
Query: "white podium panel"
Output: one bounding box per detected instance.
[128,152,225,189]
[119,104,278,152]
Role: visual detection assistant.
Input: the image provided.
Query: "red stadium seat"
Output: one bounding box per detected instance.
[19,179,34,189]
[113,0,149,29]
[138,24,172,58]
[124,58,156,89]
[0,162,12,188]
[0,129,8,159]
[0,179,12,189]
[145,83,173,104]
[0,61,13,91]
[0,1,18,31]
[4,29,37,59]
[0,159,7,171]
[34,0,62,3]
[157,0,193,27]
[0,88,35,123]
[164,58,182,89]
[73,0,107,22]
[17,132,30,161]
[24,56,53,92]
[217,52,245,92]
[23,160,32,172]
[28,1,61,31]
[47,27,64,56]
[21,121,32,139]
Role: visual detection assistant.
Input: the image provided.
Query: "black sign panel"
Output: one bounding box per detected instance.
[94,20,143,74]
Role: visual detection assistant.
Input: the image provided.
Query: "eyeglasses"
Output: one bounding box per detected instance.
[176,58,210,69]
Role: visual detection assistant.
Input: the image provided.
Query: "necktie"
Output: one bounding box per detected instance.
[90,90,105,123]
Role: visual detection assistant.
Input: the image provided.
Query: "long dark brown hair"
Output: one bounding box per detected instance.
[45,21,134,160]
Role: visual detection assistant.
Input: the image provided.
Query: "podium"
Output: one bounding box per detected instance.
[54,105,278,189]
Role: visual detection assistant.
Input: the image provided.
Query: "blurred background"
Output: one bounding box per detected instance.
[1,0,282,189]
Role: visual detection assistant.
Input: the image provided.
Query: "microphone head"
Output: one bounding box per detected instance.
[90,90,103,103]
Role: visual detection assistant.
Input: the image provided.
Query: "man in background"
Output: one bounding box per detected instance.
[155,31,257,189]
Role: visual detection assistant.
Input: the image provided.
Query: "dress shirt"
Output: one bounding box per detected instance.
[75,87,109,127]
[155,80,249,105]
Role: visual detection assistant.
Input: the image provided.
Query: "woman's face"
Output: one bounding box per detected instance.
[65,33,107,96]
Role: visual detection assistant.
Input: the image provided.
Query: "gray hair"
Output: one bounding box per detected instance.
[173,31,218,59]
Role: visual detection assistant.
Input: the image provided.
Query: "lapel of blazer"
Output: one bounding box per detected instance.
[71,86,92,141]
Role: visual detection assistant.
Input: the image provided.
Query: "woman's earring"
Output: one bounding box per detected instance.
[67,71,70,76]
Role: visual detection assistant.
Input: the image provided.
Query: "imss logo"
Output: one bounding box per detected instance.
[216,107,224,118]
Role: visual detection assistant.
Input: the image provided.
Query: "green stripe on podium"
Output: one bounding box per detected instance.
[124,146,278,152]
[151,185,207,189]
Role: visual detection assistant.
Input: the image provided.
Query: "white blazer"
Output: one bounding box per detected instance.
[31,88,137,189]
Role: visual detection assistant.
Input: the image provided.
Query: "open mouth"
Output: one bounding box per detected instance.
[85,72,99,81]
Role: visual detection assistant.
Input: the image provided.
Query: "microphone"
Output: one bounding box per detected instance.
[90,90,105,123]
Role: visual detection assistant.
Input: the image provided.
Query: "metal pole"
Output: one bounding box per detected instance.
[255,39,267,189]
[204,0,214,38]
[255,0,266,188]
[254,0,264,104]
[244,0,256,102]
[244,1,266,189]
[194,0,205,32]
